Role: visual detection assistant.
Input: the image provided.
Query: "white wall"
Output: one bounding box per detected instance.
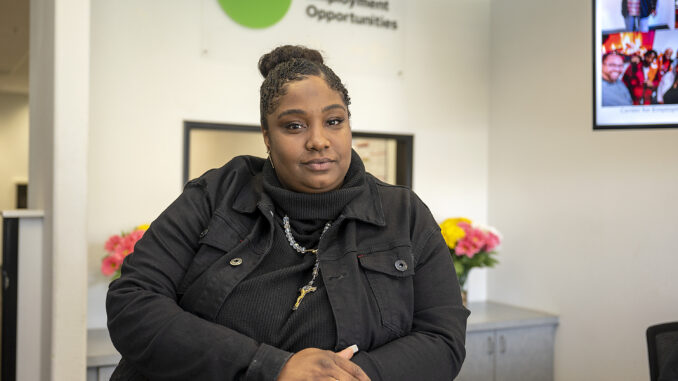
[488,1,678,380]
[0,93,29,254]
[0,92,29,211]
[87,0,491,327]
[403,0,491,299]
[29,0,90,379]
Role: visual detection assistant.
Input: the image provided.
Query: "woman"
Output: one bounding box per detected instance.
[107,45,469,381]
[661,64,678,104]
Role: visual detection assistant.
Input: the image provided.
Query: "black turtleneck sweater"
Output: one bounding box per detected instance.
[215,150,366,353]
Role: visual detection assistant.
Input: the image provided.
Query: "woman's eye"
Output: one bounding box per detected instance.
[327,118,344,126]
[285,122,304,131]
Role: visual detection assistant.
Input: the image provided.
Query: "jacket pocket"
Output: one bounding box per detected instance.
[177,219,243,300]
[358,243,415,337]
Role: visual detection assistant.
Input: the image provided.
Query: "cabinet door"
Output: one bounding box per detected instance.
[495,325,555,381]
[456,331,495,381]
[87,367,97,381]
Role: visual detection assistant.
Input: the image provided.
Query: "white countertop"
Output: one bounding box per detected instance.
[1,209,44,218]
[87,328,120,367]
[466,301,559,332]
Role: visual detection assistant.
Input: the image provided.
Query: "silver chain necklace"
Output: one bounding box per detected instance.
[283,215,331,310]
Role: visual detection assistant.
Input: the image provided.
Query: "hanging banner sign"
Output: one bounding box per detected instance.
[304,0,397,30]
[218,0,398,30]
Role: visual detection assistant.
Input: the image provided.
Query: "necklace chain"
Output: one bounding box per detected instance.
[283,215,331,254]
[283,215,331,310]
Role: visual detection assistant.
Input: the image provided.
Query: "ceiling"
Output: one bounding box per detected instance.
[0,0,29,95]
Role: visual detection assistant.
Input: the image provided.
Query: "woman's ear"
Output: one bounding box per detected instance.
[262,128,271,152]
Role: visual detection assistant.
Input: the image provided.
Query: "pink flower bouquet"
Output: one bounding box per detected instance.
[101,224,149,279]
[440,218,501,293]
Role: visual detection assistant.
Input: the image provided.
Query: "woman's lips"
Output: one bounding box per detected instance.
[303,159,335,171]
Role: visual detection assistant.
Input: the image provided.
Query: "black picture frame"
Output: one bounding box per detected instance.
[183,120,414,188]
[594,0,678,130]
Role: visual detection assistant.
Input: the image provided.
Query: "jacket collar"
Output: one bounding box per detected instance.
[231,171,386,227]
[232,173,273,214]
[341,177,386,226]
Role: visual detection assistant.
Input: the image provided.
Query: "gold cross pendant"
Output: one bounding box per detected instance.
[292,285,317,310]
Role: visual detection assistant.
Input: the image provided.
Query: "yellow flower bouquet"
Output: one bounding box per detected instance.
[440,218,501,301]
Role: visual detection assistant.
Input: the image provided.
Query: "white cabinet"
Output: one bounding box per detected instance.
[457,302,558,381]
[460,330,495,380]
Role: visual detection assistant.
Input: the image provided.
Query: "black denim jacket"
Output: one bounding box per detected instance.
[107,156,469,381]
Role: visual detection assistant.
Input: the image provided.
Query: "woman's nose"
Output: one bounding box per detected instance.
[306,124,330,151]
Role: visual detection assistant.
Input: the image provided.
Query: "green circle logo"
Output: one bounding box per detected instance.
[218,0,292,29]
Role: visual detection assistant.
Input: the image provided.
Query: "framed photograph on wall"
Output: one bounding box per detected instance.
[594,0,678,129]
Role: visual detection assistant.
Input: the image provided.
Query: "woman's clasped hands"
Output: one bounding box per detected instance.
[277,345,370,381]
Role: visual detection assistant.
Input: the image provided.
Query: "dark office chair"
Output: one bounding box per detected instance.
[647,322,678,381]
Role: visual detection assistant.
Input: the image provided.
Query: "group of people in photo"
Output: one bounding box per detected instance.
[598,0,678,107]
[602,46,678,106]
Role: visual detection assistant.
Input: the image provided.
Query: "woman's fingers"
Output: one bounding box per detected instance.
[332,355,370,381]
[335,344,359,360]
[334,345,369,381]
[277,348,369,381]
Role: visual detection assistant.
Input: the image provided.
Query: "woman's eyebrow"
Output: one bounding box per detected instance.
[277,104,345,118]
[277,109,306,118]
[323,104,346,112]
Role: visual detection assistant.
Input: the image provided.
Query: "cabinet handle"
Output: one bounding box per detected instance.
[499,335,506,354]
[487,336,494,355]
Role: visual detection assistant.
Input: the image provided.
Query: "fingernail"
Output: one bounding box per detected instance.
[348,344,359,353]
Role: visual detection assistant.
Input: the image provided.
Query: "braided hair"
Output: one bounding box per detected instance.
[258,45,351,130]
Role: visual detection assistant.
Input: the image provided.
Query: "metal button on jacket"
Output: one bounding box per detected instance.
[199,229,208,238]
[229,258,243,266]
[394,259,408,272]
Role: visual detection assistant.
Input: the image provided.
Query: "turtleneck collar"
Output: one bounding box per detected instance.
[263,149,366,221]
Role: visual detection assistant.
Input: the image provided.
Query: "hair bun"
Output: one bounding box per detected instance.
[258,45,324,77]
